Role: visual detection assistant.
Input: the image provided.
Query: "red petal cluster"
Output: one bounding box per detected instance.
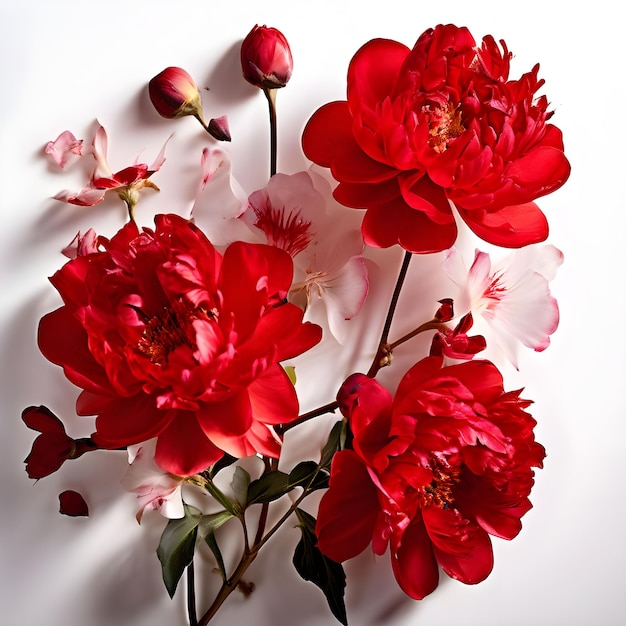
[37,214,321,476]
[22,406,75,479]
[316,357,545,599]
[302,24,570,253]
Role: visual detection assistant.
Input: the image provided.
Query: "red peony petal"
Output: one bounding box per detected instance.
[155,410,224,476]
[390,518,439,600]
[302,101,354,168]
[94,394,175,446]
[247,364,298,425]
[427,508,494,585]
[398,172,455,226]
[59,490,89,517]
[38,308,113,396]
[22,405,66,434]
[316,450,380,563]
[25,433,75,479]
[459,201,549,248]
[361,198,457,253]
[347,38,409,108]
[507,146,571,193]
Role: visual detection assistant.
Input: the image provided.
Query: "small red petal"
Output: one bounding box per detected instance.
[59,490,89,517]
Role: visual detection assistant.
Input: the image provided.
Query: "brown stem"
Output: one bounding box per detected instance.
[366,251,412,377]
[187,562,198,626]
[263,87,278,177]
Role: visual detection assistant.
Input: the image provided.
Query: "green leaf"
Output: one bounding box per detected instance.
[320,420,345,471]
[289,461,328,492]
[198,511,233,582]
[208,453,237,479]
[247,470,290,505]
[284,365,297,385]
[230,466,251,507]
[156,504,202,598]
[293,508,347,625]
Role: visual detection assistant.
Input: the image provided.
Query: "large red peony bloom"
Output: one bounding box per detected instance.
[302,24,570,253]
[38,214,321,476]
[316,357,545,599]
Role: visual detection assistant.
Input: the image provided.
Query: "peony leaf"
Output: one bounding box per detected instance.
[208,453,238,479]
[156,504,202,598]
[320,420,346,471]
[247,471,290,505]
[289,461,328,492]
[293,508,347,626]
[230,466,251,507]
[198,511,233,582]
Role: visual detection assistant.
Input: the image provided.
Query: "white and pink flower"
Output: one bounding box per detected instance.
[121,440,184,523]
[246,170,369,342]
[443,244,563,368]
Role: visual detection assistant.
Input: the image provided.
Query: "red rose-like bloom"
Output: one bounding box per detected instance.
[316,357,545,599]
[38,214,321,476]
[241,25,293,89]
[303,24,570,253]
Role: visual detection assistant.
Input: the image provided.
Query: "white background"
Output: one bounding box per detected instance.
[1,1,624,625]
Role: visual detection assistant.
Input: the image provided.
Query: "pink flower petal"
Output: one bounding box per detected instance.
[44,130,83,168]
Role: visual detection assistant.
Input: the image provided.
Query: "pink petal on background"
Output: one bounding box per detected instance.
[44,131,83,168]
[54,187,107,206]
[91,122,112,180]
[192,148,254,246]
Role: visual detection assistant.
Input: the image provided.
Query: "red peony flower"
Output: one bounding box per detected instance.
[302,24,570,253]
[38,214,321,476]
[316,357,545,599]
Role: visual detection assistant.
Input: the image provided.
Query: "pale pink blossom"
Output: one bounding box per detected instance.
[54,122,170,210]
[121,440,184,523]
[190,147,253,246]
[44,130,83,168]
[247,171,369,342]
[443,245,563,368]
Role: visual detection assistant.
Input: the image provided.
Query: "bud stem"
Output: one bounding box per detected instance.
[263,87,278,177]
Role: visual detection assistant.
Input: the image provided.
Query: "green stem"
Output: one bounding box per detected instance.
[197,466,321,625]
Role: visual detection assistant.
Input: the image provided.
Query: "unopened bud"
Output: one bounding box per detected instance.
[241,25,293,89]
[149,67,205,123]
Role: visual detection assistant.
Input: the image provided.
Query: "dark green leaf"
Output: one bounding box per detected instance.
[320,420,345,471]
[198,511,233,582]
[208,453,238,479]
[293,508,347,626]
[289,460,328,492]
[247,470,290,505]
[156,504,202,598]
[230,466,251,507]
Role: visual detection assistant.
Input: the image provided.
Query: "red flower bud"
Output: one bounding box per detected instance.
[149,67,204,122]
[241,25,293,89]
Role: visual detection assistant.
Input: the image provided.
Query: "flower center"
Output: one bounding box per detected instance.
[424,102,466,154]
[252,198,314,257]
[422,457,462,509]
[137,299,210,366]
